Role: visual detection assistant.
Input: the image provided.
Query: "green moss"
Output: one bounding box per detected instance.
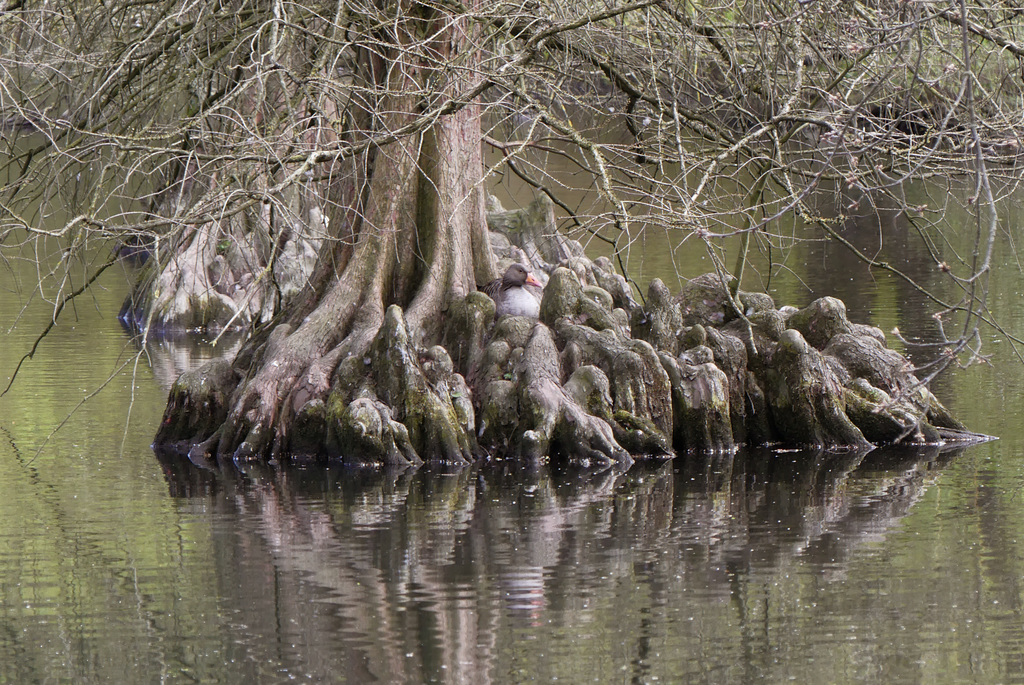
[612,410,671,456]
[291,399,328,456]
[539,267,584,324]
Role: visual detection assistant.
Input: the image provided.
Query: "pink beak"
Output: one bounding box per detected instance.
[525,274,543,288]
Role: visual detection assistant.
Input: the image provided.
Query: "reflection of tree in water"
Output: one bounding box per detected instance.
[125,327,244,391]
[793,193,935,334]
[156,445,964,682]
[678,448,951,579]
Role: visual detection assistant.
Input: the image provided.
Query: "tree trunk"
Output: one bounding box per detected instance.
[153,2,497,462]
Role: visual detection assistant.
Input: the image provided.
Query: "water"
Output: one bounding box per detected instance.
[1,187,1023,682]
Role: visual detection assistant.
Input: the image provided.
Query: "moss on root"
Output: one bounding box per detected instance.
[155,359,239,449]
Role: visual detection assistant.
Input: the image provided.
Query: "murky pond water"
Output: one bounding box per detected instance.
[1,179,1024,683]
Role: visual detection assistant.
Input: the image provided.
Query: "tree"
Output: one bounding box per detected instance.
[2,0,1015,464]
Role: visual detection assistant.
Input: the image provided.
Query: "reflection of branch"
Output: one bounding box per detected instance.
[28,353,141,465]
[2,256,117,397]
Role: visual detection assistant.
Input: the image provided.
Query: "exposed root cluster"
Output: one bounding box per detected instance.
[155,200,977,467]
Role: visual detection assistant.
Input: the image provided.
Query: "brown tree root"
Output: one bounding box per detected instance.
[155,359,239,451]
[341,306,475,465]
[660,351,734,453]
[516,325,633,466]
[765,329,872,449]
[154,259,984,466]
[122,166,324,334]
[153,197,984,467]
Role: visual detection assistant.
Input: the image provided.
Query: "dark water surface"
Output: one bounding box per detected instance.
[2,190,1024,683]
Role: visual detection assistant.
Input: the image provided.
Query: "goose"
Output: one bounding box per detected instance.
[481,264,543,318]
